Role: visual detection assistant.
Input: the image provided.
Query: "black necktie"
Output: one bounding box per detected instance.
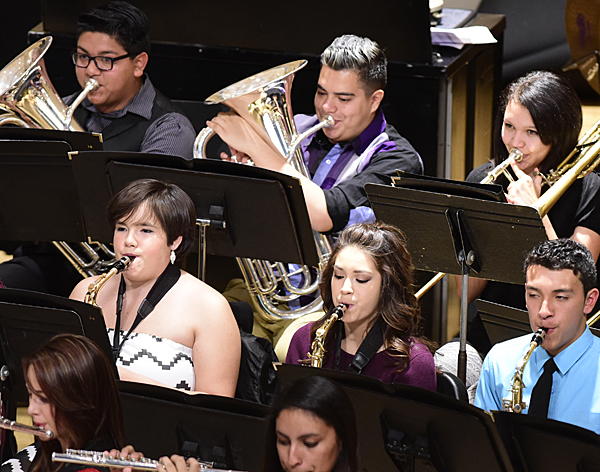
[528,357,558,417]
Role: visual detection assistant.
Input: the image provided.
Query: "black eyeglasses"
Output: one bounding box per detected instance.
[72,51,134,71]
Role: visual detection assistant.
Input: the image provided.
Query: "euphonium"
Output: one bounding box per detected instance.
[308,304,347,368]
[0,37,117,278]
[84,256,131,306]
[52,449,229,471]
[0,36,98,130]
[193,61,334,321]
[0,416,53,439]
[415,148,524,299]
[502,328,546,413]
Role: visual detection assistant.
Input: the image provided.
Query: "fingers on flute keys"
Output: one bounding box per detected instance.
[159,455,200,472]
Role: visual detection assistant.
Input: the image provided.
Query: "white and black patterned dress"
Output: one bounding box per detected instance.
[108,328,195,391]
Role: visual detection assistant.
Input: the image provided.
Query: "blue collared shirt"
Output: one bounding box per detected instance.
[475,327,600,434]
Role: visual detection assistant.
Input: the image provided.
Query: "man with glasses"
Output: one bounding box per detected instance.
[0,1,196,299]
[65,1,195,159]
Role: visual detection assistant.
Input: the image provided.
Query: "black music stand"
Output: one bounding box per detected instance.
[477,300,600,345]
[476,300,532,346]
[0,128,102,151]
[492,410,600,472]
[0,140,89,242]
[277,364,514,472]
[117,381,269,471]
[0,288,114,460]
[365,174,547,383]
[69,152,319,278]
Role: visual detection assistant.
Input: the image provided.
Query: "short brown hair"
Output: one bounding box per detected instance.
[107,179,197,261]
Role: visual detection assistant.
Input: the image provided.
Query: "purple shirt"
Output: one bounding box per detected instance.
[286,323,437,391]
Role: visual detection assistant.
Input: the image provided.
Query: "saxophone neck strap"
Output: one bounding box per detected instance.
[334,316,386,374]
[112,263,180,358]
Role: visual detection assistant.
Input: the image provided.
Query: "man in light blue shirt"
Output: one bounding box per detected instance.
[475,238,600,434]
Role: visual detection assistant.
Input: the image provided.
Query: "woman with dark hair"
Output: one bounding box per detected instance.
[461,70,600,354]
[70,179,240,396]
[23,333,126,472]
[263,376,358,472]
[285,222,436,390]
[118,376,357,472]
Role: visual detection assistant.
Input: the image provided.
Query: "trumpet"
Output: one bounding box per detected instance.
[52,449,239,471]
[0,416,53,439]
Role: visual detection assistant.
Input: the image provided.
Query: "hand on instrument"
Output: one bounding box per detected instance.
[105,445,143,472]
[158,455,201,472]
[220,146,252,164]
[206,111,266,159]
[506,162,543,205]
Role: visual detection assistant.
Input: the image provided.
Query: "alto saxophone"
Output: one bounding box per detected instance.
[502,328,546,413]
[308,304,347,368]
[83,256,131,306]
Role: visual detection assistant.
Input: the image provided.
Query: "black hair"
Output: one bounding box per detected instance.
[492,71,582,175]
[321,34,387,95]
[77,1,150,56]
[524,238,597,294]
[262,376,358,472]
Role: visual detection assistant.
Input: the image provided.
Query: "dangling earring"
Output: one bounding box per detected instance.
[170,248,176,265]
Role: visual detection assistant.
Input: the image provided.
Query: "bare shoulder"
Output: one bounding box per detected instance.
[172,272,234,319]
[69,275,99,300]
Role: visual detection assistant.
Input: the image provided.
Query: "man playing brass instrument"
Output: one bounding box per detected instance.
[66,1,196,158]
[208,34,423,344]
[0,1,196,297]
[475,239,600,434]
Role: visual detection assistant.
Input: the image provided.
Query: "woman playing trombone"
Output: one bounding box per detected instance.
[462,71,600,354]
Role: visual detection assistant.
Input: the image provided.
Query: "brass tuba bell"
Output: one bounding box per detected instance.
[194,60,334,321]
[0,36,113,278]
[0,36,97,130]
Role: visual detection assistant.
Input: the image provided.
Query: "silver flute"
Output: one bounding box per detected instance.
[0,416,53,439]
[52,449,240,472]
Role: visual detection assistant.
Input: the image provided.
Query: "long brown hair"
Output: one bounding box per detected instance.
[312,222,433,371]
[23,334,126,472]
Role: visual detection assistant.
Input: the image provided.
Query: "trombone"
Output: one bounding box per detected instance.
[414,147,524,299]
[416,116,600,301]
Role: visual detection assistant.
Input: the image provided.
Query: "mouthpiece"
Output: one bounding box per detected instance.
[508,148,523,163]
[331,303,347,319]
[531,328,546,347]
[322,115,334,128]
[111,256,132,273]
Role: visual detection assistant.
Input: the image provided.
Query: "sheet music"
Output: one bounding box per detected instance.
[431,25,497,49]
